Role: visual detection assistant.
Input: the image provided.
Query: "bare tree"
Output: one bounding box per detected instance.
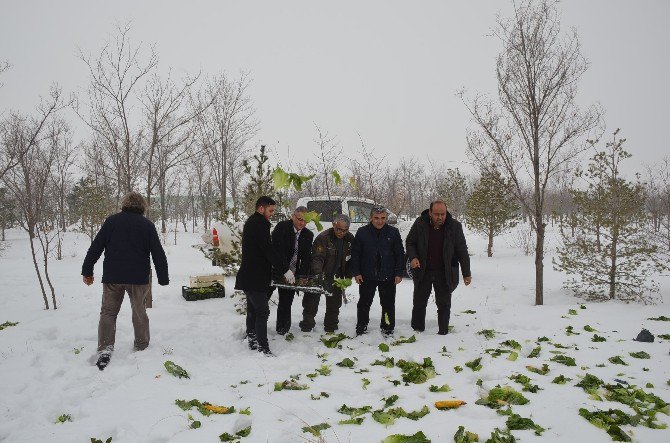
[311,124,341,200]
[3,114,64,309]
[193,72,258,214]
[349,135,385,203]
[462,0,601,305]
[1,86,65,181]
[0,59,10,89]
[50,121,77,233]
[140,71,206,227]
[77,24,158,195]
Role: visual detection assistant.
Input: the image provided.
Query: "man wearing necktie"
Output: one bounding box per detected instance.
[271,206,314,335]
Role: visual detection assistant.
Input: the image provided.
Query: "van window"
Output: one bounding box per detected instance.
[306,200,342,222]
[348,201,374,223]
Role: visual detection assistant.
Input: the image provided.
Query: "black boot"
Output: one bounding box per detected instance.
[96,352,111,371]
[247,332,258,350]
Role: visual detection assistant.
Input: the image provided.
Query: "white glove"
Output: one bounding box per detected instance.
[284,269,295,284]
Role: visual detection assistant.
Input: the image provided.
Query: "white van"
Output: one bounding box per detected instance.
[295,195,397,234]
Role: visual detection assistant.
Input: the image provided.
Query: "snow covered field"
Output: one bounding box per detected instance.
[1,224,669,443]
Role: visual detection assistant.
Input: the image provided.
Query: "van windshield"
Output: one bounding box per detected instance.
[348,201,374,224]
[306,200,342,222]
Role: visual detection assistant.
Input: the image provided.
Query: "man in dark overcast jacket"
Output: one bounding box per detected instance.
[351,206,405,335]
[405,199,471,335]
[235,196,291,355]
[82,191,169,370]
[270,206,313,335]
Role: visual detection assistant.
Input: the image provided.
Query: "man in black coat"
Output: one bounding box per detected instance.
[405,199,471,335]
[235,196,291,355]
[81,191,169,370]
[351,206,405,335]
[270,206,314,335]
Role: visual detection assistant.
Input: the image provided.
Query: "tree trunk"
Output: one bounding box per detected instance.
[534,222,545,306]
[28,228,50,310]
[487,225,494,257]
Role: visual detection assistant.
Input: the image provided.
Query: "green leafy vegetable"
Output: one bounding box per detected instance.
[500,340,521,350]
[379,343,390,352]
[550,355,576,366]
[462,310,477,314]
[273,379,309,391]
[608,356,628,366]
[579,408,633,441]
[454,426,478,443]
[0,321,19,331]
[484,427,516,443]
[190,420,201,429]
[383,395,399,408]
[477,329,496,339]
[362,378,370,389]
[552,374,571,384]
[164,361,190,379]
[303,211,323,231]
[284,332,294,342]
[509,373,541,393]
[454,366,463,373]
[475,385,529,409]
[55,414,72,424]
[658,334,670,340]
[392,335,417,346]
[629,351,650,359]
[526,364,549,375]
[429,384,451,392]
[333,277,352,290]
[396,357,436,384]
[647,316,670,321]
[336,357,355,368]
[338,404,372,417]
[465,357,483,372]
[320,333,348,348]
[584,325,597,332]
[528,346,541,358]
[339,417,364,425]
[592,334,607,342]
[507,351,519,361]
[506,413,545,435]
[575,373,604,394]
[301,422,330,437]
[382,431,430,443]
[372,357,395,368]
[568,309,578,315]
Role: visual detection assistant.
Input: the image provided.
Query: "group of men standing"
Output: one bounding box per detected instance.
[235,196,471,356]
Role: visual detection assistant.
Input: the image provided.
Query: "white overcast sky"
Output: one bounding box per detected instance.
[1,0,669,175]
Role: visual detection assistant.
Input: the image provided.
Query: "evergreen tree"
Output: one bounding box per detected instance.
[465,168,519,257]
[0,187,16,241]
[554,130,667,303]
[68,177,115,241]
[436,168,469,219]
[241,145,275,215]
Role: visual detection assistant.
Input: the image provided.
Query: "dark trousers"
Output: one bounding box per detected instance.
[411,269,452,333]
[275,287,296,333]
[356,280,396,333]
[98,283,150,352]
[300,288,343,332]
[245,290,271,351]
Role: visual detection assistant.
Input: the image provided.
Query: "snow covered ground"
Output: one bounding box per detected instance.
[1,223,669,443]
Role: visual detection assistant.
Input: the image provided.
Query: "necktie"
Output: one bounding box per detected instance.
[289,230,300,272]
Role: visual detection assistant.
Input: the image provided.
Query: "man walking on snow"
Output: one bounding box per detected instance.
[235,196,292,355]
[405,199,471,335]
[82,191,169,370]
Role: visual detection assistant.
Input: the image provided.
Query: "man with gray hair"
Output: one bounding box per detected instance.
[351,206,405,336]
[82,191,169,370]
[299,213,354,333]
[270,206,314,335]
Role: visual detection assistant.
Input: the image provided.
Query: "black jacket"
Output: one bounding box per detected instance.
[81,209,169,285]
[235,212,289,292]
[271,219,314,278]
[350,223,405,282]
[311,227,355,279]
[405,209,471,291]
